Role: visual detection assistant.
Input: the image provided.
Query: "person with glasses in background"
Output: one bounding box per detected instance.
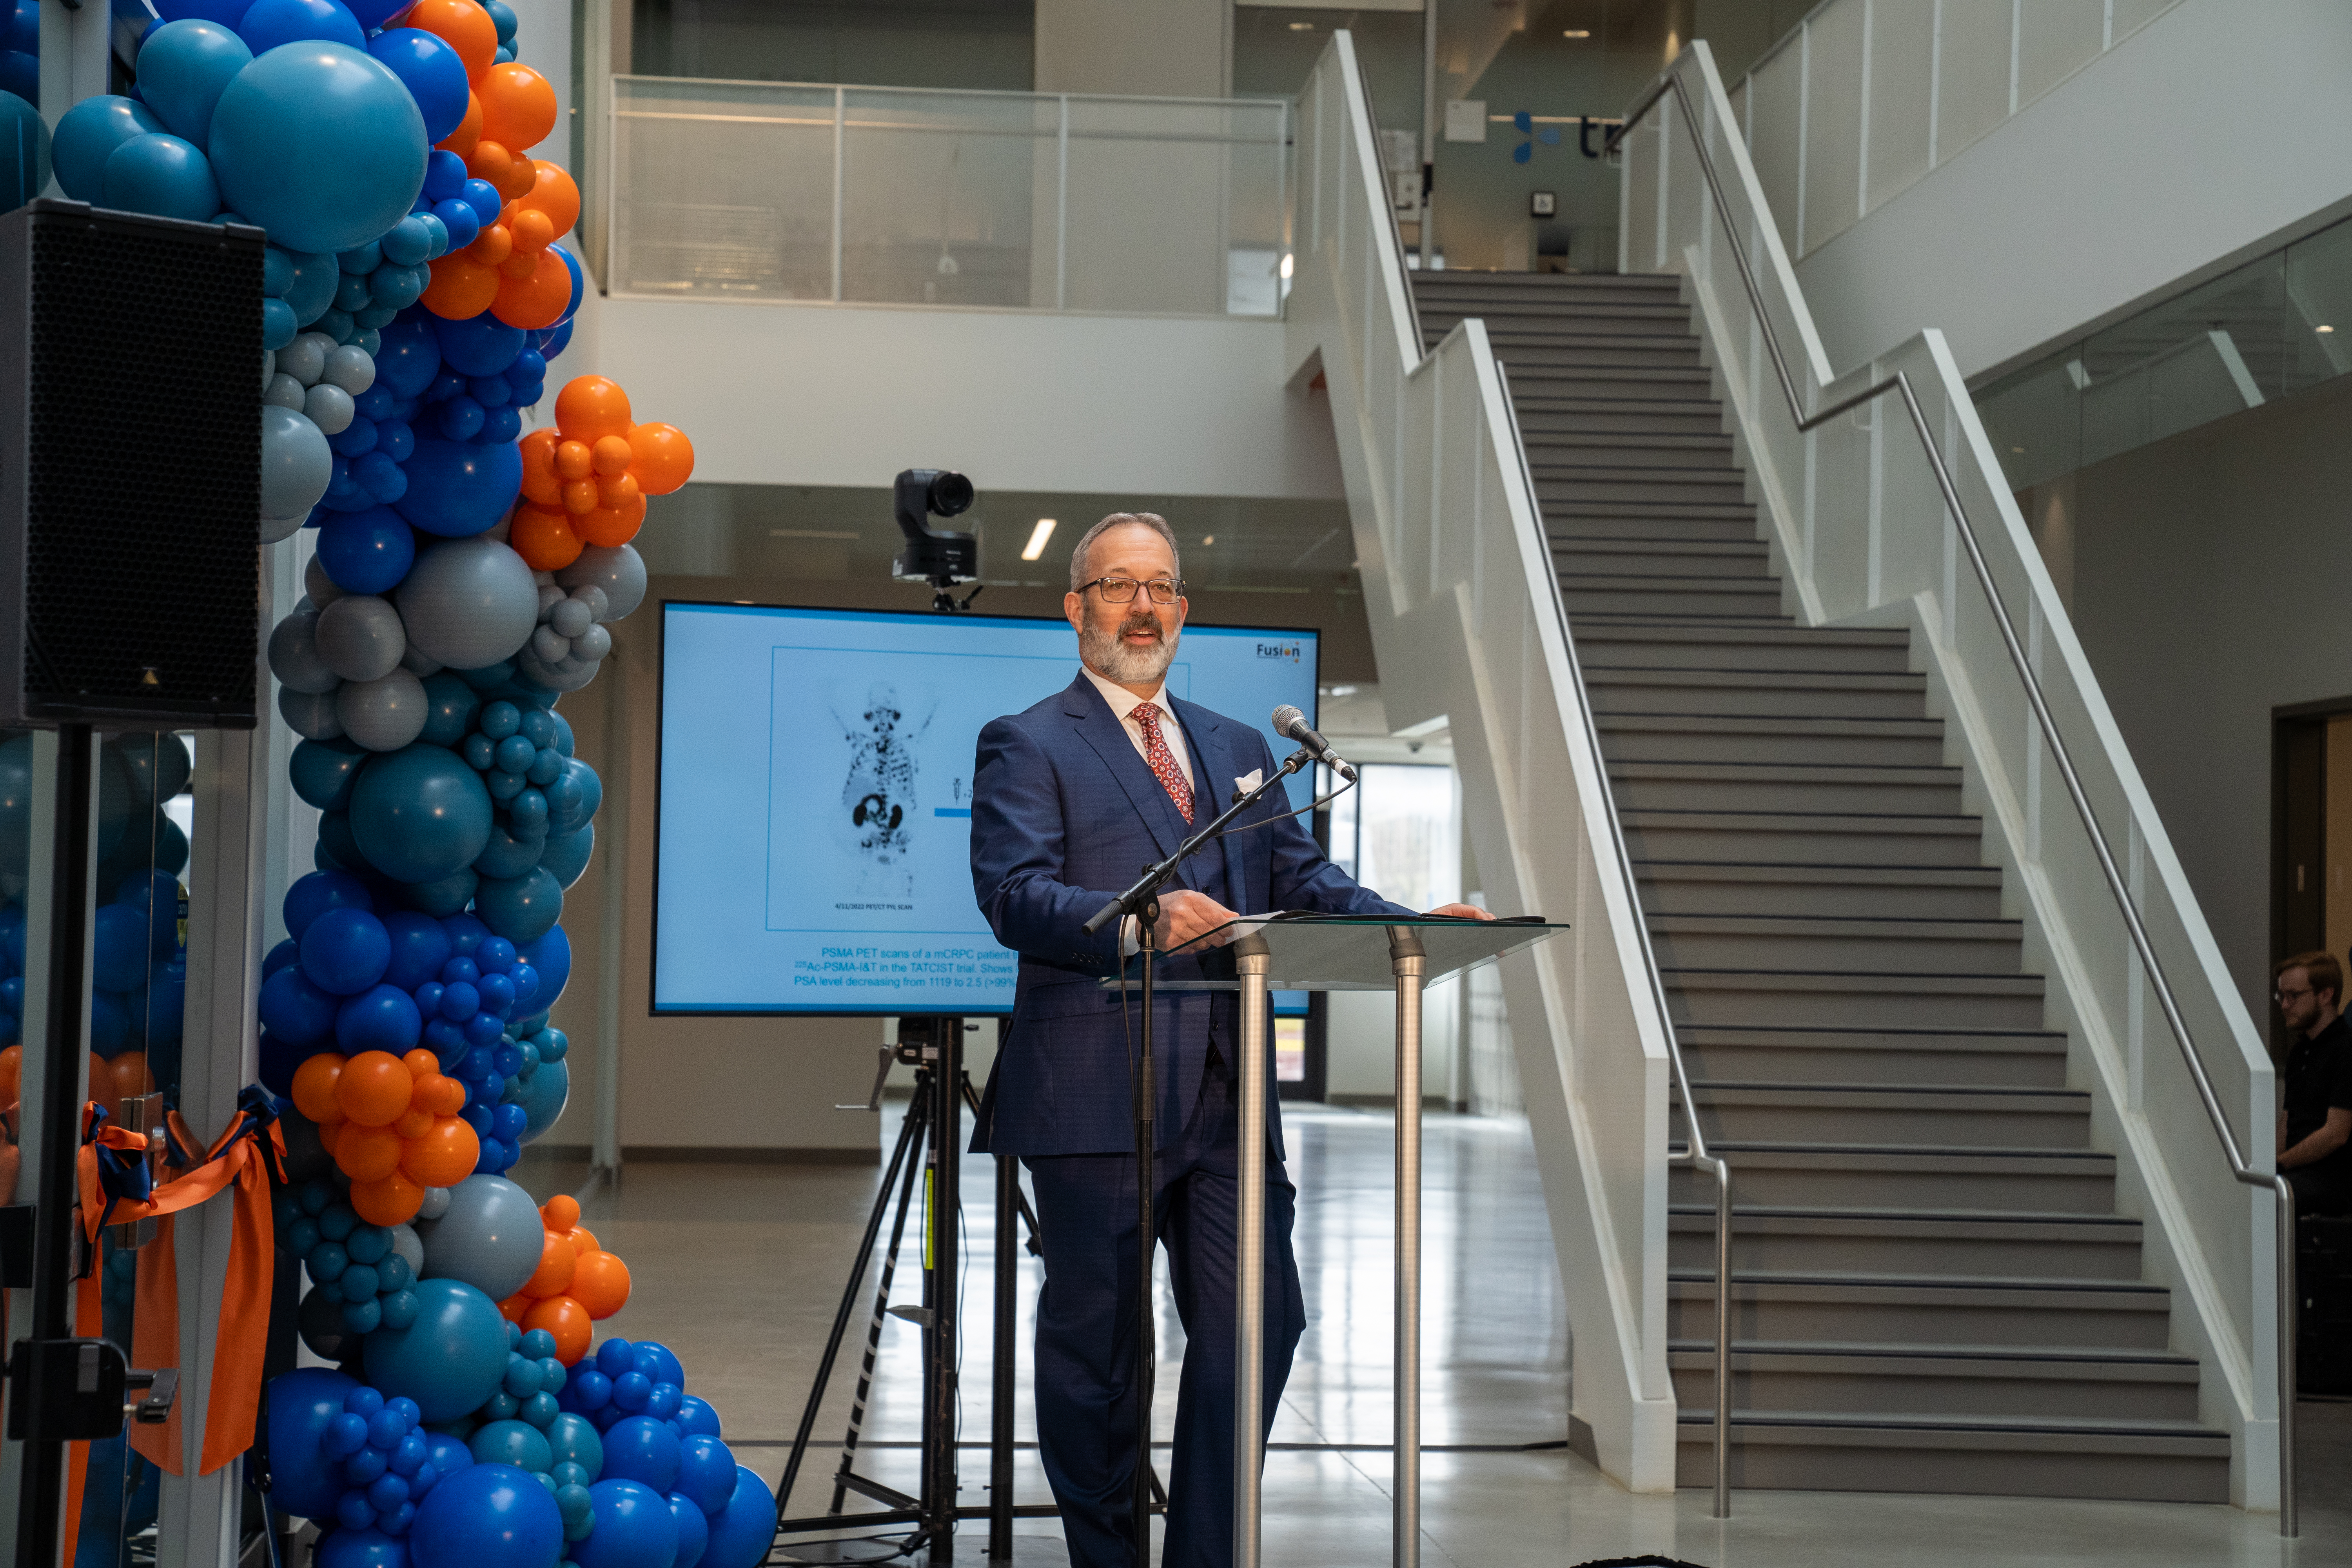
[2275,951,2352,1216]
[966,511,1490,1567]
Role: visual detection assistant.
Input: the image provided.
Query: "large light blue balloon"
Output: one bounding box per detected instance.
[103,132,221,221]
[362,1277,508,1422]
[207,41,426,254]
[51,94,162,202]
[136,20,251,145]
[260,403,332,520]
[0,89,47,213]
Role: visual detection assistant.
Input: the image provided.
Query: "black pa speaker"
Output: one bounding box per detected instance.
[0,198,265,728]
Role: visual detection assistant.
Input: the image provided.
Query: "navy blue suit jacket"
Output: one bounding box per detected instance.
[969,673,1410,1158]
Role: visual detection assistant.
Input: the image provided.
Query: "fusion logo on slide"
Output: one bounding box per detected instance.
[1256,641,1303,663]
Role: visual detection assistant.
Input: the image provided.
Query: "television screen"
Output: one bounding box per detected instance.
[652,603,1321,1015]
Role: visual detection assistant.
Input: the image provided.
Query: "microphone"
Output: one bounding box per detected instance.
[1271,705,1357,781]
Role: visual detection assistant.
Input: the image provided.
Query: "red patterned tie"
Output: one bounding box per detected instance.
[1133,702,1194,824]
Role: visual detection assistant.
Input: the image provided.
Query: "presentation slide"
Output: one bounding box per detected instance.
[653,604,1321,1014]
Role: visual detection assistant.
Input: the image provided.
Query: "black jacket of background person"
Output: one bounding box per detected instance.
[2285,1014,2352,1184]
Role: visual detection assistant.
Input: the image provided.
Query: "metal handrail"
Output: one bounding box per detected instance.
[1607,60,2298,1536]
[1494,358,1735,1520]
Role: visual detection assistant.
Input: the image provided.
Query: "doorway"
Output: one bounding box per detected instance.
[2272,700,2352,1022]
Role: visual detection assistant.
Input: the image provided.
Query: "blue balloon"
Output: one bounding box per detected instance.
[432,312,525,377]
[536,317,574,362]
[0,88,44,214]
[367,27,467,144]
[364,1279,508,1422]
[290,738,369,812]
[2,1,34,54]
[632,1343,685,1389]
[552,245,584,325]
[514,1056,566,1142]
[374,312,441,397]
[235,0,362,55]
[599,1415,681,1495]
[91,904,149,993]
[457,176,501,228]
[315,1526,406,1568]
[669,1494,710,1568]
[571,1479,678,1568]
[135,20,250,145]
[257,1027,308,1095]
[299,905,390,995]
[258,962,338,1045]
[671,1397,720,1441]
[336,982,422,1053]
[86,989,129,1054]
[153,0,251,25]
[264,1367,361,1520]
[380,907,453,991]
[102,132,220,221]
[51,95,162,202]
[699,1467,775,1568]
[407,1461,562,1568]
[348,744,494,885]
[284,867,372,937]
[673,1435,734,1516]
[316,505,416,595]
[207,41,427,255]
[393,436,521,538]
[473,867,560,945]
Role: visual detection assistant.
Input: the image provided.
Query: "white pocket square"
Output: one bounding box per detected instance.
[1235,769,1263,795]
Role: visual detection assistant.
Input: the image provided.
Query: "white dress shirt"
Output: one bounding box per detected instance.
[1080,664,1195,791]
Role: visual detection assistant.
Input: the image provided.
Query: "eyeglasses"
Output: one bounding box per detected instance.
[2277,985,2314,1004]
[1078,575,1185,605]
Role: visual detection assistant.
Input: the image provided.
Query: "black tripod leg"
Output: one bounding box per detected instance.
[1131,911,1160,1564]
[989,1151,1017,1562]
[832,1087,932,1515]
[775,1083,929,1523]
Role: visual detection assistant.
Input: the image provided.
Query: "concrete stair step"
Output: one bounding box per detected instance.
[1596,713,1947,767]
[1583,665,1929,720]
[1668,1343,2199,1421]
[1666,1205,2142,1279]
[1561,577,1785,620]
[1546,514,1761,542]
[1669,1412,2229,1501]
[1536,478,1750,509]
[1649,913,2024,975]
[1621,807,1988,868]
[1636,862,2004,921]
[1554,539,1772,580]
[1573,621,1913,673]
[1666,1270,2167,1348]
[1423,310,1698,341]
[1674,1024,2070,1088]
[1673,1082,2086,1145]
[1543,497,1759,522]
[1665,967,2045,1030]
[1412,272,1682,301]
[1506,366,1720,401]
[1610,760,1964,816]
[1520,430,1735,463]
[1669,1145,2109,1211]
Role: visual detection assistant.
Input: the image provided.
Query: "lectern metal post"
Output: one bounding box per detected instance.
[1388,926,1426,1568]
[1231,933,1274,1568]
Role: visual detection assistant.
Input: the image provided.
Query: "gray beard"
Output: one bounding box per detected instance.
[1082,618,1177,685]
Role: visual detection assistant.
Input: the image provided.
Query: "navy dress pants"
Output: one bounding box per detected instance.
[1022,1064,1307,1568]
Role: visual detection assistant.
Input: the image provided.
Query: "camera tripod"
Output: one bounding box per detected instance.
[772,1017,1161,1564]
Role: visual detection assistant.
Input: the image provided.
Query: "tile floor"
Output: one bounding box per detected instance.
[573,1102,2352,1567]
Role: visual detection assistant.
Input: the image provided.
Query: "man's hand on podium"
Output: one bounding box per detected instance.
[1427,903,1496,920]
[1153,889,1241,951]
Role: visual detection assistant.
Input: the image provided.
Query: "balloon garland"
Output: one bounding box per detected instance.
[14,0,766,1559]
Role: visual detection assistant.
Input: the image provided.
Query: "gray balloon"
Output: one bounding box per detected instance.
[516,648,602,693]
[399,642,443,677]
[314,594,405,682]
[322,345,375,395]
[278,334,328,388]
[304,553,344,608]
[549,597,592,639]
[278,684,344,740]
[303,382,354,436]
[572,624,611,662]
[336,667,428,751]
[261,347,275,390]
[388,1223,423,1279]
[261,512,308,544]
[267,607,339,694]
[264,373,306,411]
[558,544,646,621]
[396,537,540,670]
[260,405,332,521]
[417,1186,452,1222]
[414,1174,544,1301]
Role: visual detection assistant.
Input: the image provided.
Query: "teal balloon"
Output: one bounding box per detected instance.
[136,20,252,145]
[290,737,368,811]
[52,94,163,203]
[473,866,560,945]
[104,132,221,221]
[544,1412,603,1480]
[347,743,492,884]
[0,90,47,213]
[0,732,32,875]
[515,1056,567,1143]
[362,1277,507,1422]
[470,1417,552,1474]
[206,41,427,255]
[403,866,478,918]
[537,822,590,889]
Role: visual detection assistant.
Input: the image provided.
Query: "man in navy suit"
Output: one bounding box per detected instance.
[970,512,1490,1567]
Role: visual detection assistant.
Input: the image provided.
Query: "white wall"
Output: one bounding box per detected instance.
[1035,0,1229,97]
[569,291,1345,501]
[1788,0,2352,380]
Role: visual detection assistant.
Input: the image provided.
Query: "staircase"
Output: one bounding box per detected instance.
[1413,270,2232,1502]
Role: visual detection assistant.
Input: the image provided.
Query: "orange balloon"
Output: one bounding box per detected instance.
[0,1042,21,1107]
[291,1052,348,1125]
[555,377,632,443]
[393,1103,434,1140]
[470,139,537,201]
[351,1170,425,1227]
[408,0,497,82]
[490,247,571,330]
[626,423,695,496]
[335,1121,404,1183]
[403,1049,439,1081]
[507,207,554,254]
[595,473,640,512]
[468,223,513,268]
[521,1230,578,1298]
[109,1052,151,1104]
[560,477,597,515]
[542,1194,581,1231]
[590,436,633,476]
[498,247,540,282]
[575,492,646,548]
[499,1292,532,1324]
[437,91,481,157]
[520,428,562,503]
[566,1224,599,1258]
[510,504,584,571]
[522,1295,593,1363]
[335,1050,414,1128]
[568,1250,632,1319]
[399,1115,480,1187]
[429,1074,470,1116]
[516,162,580,239]
[478,63,558,152]
[88,1052,120,1123]
[423,252,501,320]
[553,439,593,480]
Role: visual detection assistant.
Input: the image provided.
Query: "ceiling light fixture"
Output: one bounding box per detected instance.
[2320,324,2336,334]
[1201,535,1217,546]
[1563,28,1591,38]
[1289,20,1313,29]
[1020,518,1057,560]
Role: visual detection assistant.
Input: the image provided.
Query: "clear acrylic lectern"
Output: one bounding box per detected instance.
[1113,913,1569,1568]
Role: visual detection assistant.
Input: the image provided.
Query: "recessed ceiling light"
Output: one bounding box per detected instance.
[2011,446,2025,453]
[2320,324,2336,334]
[1563,28,1591,38]
[1021,518,1057,560]
[1201,535,1217,546]
[1289,20,1314,29]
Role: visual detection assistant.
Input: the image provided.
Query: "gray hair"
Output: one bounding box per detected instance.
[1069,511,1182,593]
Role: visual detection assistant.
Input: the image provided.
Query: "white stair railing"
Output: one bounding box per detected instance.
[1617,40,2289,1523]
[1287,32,1707,1497]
